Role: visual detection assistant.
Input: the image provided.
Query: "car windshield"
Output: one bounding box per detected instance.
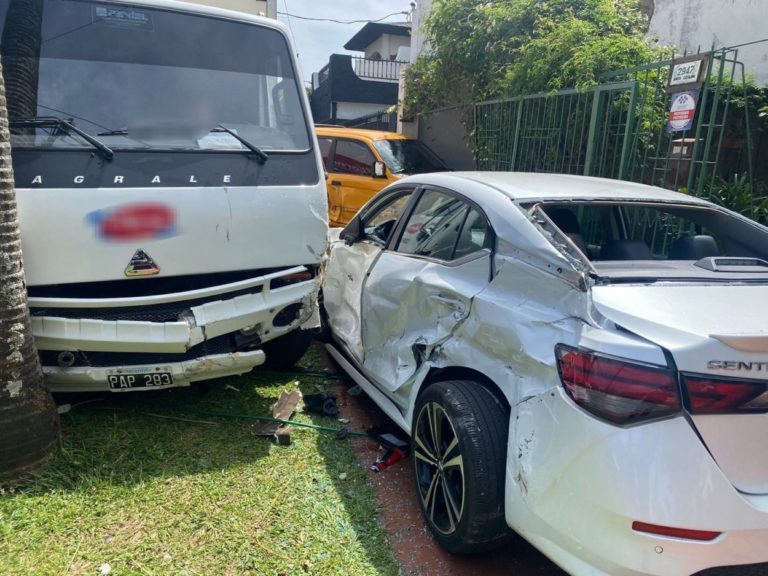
[0,0,310,152]
[532,201,768,281]
[372,139,447,174]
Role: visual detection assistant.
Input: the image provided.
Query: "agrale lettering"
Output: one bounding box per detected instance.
[30,174,233,185]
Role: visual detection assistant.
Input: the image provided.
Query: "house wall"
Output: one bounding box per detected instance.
[364,34,411,61]
[418,106,475,170]
[410,0,768,84]
[182,0,275,18]
[403,0,768,172]
[648,0,768,84]
[311,54,400,123]
[336,102,392,121]
[410,0,432,60]
[311,71,333,122]
[397,0,432,137]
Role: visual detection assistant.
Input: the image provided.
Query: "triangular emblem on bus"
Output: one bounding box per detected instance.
[125,249,160,277]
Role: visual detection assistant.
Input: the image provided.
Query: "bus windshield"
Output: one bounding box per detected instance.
[0,0,310,152]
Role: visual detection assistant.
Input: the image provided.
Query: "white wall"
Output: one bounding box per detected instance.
[649,0,768,84]
[336,102,392,121]
[181,0,274,18]
[410,0,432,60]
[398,1,433,137]
[364,34,411,61]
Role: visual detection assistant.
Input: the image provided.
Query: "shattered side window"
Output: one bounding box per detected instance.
[362,192,412,246]
[397,189,477,261]
[455,207,492,257]
[544,205,612,259]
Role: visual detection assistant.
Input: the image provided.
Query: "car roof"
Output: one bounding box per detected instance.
[398,171,713,205]
[315,125,409,142]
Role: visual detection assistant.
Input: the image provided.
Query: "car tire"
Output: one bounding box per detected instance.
[261,329,312,370]
[412,380,511,554]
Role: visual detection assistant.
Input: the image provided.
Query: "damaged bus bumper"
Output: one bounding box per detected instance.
[30,266,318,392]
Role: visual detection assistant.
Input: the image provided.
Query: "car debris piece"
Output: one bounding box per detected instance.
[369,429,410,473]
[251,390,302,445]
[303,393,339,417]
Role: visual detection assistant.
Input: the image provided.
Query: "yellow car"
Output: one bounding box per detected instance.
[315,125,448,227]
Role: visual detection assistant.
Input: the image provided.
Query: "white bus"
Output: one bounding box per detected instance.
[1,0,327,392]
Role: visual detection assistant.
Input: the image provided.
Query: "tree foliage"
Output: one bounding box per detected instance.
[405,0,655,114]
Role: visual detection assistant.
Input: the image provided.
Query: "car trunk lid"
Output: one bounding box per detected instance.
[591,283,768,494]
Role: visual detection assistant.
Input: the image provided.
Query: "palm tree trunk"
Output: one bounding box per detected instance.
[0,58,59,484]
[1,0,43,120]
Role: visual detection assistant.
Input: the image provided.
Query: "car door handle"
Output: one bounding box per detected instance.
[331,180,342,187]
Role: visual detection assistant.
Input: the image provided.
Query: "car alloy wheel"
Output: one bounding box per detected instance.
[412,381,511,554]
[414,401,466,535]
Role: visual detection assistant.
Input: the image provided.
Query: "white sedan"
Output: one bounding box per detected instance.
[321,172,768,576]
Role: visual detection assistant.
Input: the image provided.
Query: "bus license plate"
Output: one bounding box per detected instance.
[107,371,174,389]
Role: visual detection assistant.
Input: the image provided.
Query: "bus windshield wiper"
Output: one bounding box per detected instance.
[10,116,114,160]
[213,125,268,164]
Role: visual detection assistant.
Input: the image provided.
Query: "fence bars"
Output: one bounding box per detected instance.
[474,45,760,200]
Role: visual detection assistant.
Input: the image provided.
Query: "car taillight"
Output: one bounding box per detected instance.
[556,345,681,425]
[631,521,721,541]
[682,374,768,414]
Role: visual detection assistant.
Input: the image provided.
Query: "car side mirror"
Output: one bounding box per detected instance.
[340,217,362,245]
[373,161,387,178]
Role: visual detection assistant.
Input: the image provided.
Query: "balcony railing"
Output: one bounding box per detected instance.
[351,56,406,83]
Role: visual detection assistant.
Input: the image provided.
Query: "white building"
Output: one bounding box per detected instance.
[648,0,768,84]
[408,0,768,85]
[311,22,411,124]
[181,0,276,18]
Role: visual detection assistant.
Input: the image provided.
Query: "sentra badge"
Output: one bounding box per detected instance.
[125,249,160,277]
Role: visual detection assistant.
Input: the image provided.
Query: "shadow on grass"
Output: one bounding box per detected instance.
[9,372,299,495]
[3,343,401,575]
[287,343,402,576]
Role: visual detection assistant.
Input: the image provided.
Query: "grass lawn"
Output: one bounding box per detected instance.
[0,346,400,576]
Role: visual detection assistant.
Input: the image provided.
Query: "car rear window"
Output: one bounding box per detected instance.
[536,202,768,263]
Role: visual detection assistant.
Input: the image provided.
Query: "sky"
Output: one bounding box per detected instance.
[276,0,413,87]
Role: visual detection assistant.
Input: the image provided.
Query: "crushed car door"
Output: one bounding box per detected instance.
[361,186,494,398]
[323,188,415,363]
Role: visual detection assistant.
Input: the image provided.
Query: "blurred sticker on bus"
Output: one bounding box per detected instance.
[87,203,177,242]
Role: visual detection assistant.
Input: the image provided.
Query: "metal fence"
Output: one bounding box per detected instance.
[474,45,759,199]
